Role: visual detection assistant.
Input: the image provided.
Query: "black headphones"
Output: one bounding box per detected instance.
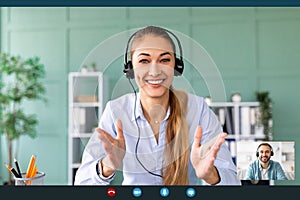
[256,143,274,157]
[123,27,184,79]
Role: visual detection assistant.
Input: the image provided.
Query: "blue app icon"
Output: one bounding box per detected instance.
[160,187,170,197]
[186,187,196,198]
[132,187,142,197]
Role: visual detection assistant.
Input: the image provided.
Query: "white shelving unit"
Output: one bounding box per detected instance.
[68,72,104,185]
[207,101,270,165]
[208,101,266,140]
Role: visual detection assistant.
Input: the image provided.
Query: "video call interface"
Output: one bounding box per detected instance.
[0,1,300,200]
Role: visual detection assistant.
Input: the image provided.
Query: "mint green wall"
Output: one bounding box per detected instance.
[0,7,299,185]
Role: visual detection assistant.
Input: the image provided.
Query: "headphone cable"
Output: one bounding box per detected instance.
[128,78,163,178]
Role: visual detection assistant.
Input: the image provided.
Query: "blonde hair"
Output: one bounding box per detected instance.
[163,88,190,185]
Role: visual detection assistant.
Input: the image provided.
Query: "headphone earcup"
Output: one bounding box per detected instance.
[123,61,134,79]
[174,58,184,76]
[256,152,259,157]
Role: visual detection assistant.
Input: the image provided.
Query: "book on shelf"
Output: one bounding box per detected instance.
[231,107,237,135]
[215,107,234,135]
[73,107,86,132]
[250,107,256,135]
[76,95,98,103]
[240,107,251,136]
[224,107,234,135]
[229,140,237,164]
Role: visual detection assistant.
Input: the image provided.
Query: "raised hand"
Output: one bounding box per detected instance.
[190,126,227,185]
[97,120,126,177]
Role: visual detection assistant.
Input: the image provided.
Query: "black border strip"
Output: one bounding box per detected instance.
[0,186,298,200]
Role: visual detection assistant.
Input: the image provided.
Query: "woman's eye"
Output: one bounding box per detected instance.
[161,58,170,63]
[139,59,149,64]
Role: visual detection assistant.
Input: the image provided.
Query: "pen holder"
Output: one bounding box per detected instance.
[14,172,45,186]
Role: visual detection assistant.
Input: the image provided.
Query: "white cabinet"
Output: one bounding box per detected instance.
[68,72,104,185]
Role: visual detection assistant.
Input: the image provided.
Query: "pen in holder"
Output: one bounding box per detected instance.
[14,172,45,186]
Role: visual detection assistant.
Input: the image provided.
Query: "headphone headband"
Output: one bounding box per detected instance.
[123,26,184,79]
[124,33,137,67]
[256,143,274,157]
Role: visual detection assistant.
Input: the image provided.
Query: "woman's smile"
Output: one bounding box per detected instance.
[145,79,165,85]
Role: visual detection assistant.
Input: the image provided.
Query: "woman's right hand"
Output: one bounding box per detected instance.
[97,119,126,177]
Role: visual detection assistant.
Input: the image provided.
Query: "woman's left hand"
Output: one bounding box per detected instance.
[190,126,227,185]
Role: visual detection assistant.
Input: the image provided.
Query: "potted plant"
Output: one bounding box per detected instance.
[255,91,272,141]
[0,53,47,185]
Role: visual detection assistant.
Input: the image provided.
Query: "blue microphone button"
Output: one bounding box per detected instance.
[160,187,170,197]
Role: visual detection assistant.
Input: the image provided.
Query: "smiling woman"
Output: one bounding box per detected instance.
[74,26,240,186]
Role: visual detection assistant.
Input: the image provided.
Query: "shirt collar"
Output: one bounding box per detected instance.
[258,159,272,171]
[131,93,170,122]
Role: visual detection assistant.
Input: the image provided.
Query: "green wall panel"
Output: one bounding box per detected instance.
[191,7,255,19]
[189,77,211,98]
[257,19,300,69]
[256,7,300,19]
[69,7,127,23]
[8,7,66,25]
[192,21,255,71]
[9,30,67,81]
[223,77,257,102]
[128,7,190,23]
[69,26,126,72]
[259,77,300,128]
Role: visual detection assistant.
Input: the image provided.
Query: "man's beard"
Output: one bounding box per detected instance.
[260,156,270,163]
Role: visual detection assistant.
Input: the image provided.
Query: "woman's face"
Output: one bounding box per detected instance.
[131,35,175,99]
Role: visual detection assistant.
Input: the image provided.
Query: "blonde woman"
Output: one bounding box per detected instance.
[75,26,240,185]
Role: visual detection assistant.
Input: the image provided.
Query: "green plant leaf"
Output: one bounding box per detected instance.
[0,53,47,183]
